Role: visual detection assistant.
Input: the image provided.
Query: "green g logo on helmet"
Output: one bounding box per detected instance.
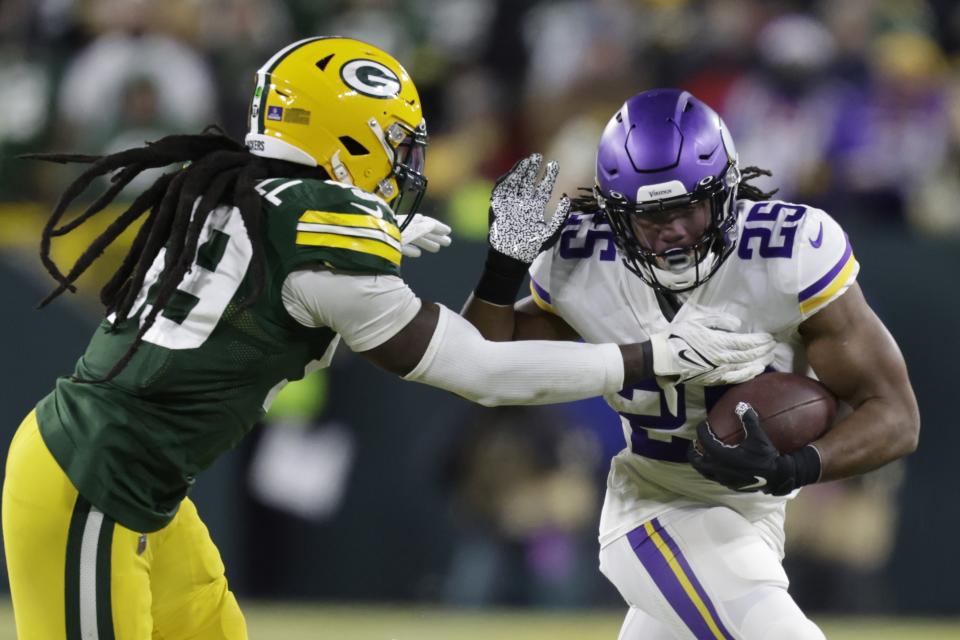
[340,60,402,98]
[244,37,427,216]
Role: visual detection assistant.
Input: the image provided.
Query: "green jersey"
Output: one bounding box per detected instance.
[37,178,402,532]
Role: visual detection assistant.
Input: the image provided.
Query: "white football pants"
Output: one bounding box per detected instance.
[599,506,825,640]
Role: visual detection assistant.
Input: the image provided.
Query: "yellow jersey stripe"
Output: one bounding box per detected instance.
[299,210,401,242]
[296,231,401,266]
[644,521,729,640]
[296,222,401,251]
[799,254,858,316]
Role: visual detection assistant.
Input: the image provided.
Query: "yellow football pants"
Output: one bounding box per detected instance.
[2,411,248,639]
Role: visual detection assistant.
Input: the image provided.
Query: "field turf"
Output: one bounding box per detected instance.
[3,601,958,639]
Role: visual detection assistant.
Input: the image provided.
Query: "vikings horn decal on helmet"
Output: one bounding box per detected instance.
[594,89,741,292]
[245,37,427,220]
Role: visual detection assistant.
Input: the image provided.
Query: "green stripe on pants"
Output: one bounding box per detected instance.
[64,496,91,640]
[64,496,116,640]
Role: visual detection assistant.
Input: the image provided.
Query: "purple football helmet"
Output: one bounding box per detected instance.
[595,89,741,292]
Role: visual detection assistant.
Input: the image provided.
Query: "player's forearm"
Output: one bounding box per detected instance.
[814,396,919,482]
[461,293,518,341]
[462,294,656,387]
[405,305,627,405]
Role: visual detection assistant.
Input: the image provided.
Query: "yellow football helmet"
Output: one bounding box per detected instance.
[245,37,427,215]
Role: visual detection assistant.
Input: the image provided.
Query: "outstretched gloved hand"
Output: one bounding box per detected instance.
[397,214,452,258]
[487,153,571,264]
[474,153,572,305]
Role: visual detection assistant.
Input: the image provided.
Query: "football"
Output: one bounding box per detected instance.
[701,372,837,454]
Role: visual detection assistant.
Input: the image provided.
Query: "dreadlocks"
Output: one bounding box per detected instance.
[570,165,779,215]
[737,166,779,202]
[23,126,327,383]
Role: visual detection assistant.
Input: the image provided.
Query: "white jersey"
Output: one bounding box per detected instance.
[529,199,859,551]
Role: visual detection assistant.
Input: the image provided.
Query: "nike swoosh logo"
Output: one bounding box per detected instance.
[678,349,706,367]
[671,337,716,370]
[810,222,824,248]
[740,476,768,490]
[350,202,384,217]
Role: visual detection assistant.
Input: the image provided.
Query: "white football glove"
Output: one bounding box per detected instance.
[397,214,453,259]
[488,153,571,264]
[650,314,777,414]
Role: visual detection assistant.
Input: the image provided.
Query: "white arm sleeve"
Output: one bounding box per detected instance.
[404,305,625,407]
[282,269,422,351]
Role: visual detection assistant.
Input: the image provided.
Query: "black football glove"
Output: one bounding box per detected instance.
[688,402,822,496]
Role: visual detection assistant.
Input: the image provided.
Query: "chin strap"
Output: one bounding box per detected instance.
[367,117,401,201]
[329,150,353,185]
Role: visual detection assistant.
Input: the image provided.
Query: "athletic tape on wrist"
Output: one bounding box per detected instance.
[792,444,823,487]
[474,249,529,305]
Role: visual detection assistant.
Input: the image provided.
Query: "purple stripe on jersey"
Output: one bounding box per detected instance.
[627,519,734,640]
[798,235,852,303]
[531,277,552,304]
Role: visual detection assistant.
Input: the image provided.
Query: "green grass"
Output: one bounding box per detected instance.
[243,605,960,640]
[0,599,958,639]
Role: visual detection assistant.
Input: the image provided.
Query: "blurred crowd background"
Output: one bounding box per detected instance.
[1,0,959,620]
[3,0,960,234]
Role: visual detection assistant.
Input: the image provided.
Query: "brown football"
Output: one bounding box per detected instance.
[701,372,837,454]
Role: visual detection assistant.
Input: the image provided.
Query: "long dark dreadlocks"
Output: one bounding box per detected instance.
[23,126,327,383]
[570,165,779,214]
[729,166,779,202]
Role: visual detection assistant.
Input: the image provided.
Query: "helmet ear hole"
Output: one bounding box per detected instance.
[339,136,370,156]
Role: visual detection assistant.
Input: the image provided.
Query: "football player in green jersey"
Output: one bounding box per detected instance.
[2,38,778,639]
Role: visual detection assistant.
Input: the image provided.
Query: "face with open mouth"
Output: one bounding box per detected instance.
[629,199,713,272]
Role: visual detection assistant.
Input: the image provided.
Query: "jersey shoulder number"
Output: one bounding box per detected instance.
[261,178,401,277]
[556,212,618,262]
[529,211,617,314]
[735,199,859,319]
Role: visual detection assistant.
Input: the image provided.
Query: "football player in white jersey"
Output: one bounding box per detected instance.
[462,89,920,639]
